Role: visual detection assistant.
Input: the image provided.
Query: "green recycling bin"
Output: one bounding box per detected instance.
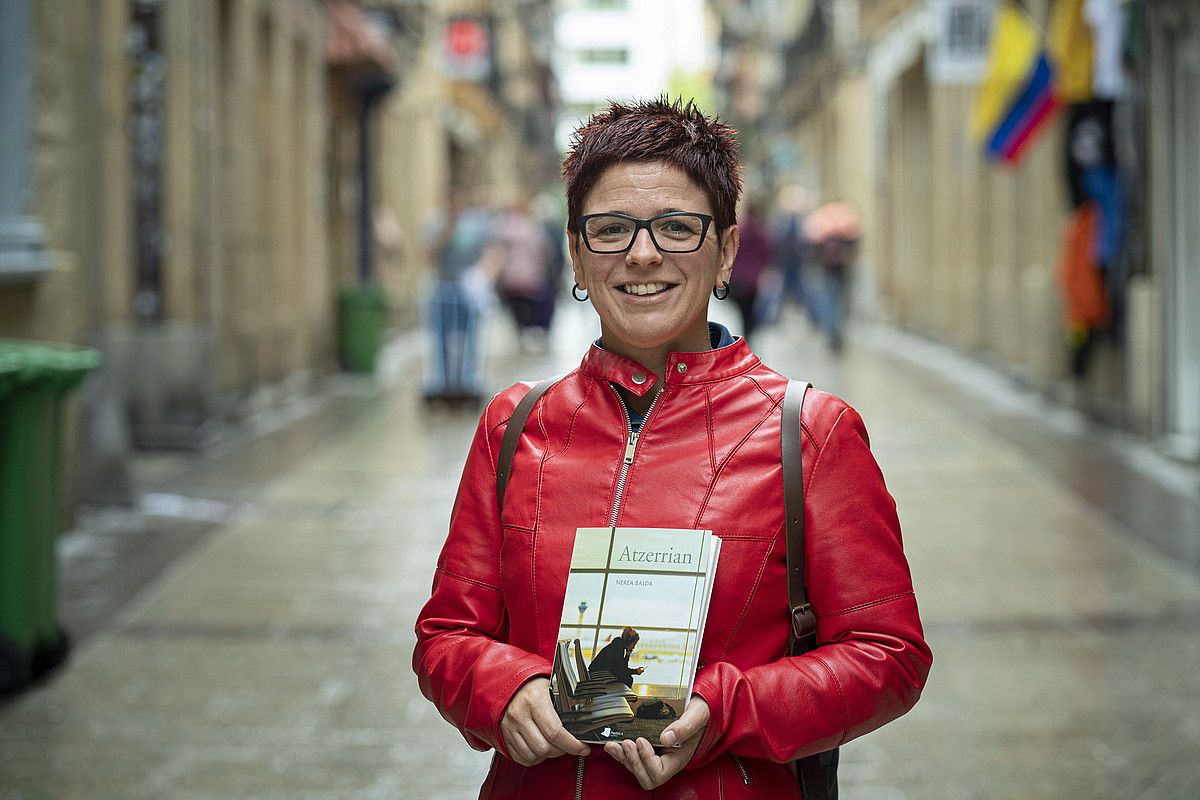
[0,340,100,694]
[338,284,389,374]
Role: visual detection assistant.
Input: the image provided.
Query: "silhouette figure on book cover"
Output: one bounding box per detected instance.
[588,627,646,689]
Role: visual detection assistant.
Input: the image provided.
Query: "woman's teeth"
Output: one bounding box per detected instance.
[622,283,668,296]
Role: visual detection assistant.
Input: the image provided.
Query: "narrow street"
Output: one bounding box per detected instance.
[2,304,1199,800]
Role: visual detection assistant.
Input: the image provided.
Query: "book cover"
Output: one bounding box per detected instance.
[551,527,720,746]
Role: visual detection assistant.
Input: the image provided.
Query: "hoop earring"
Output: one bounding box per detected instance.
[572,283,589,302]
[713,282,730,301]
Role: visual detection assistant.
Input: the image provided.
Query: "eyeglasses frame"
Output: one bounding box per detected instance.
[576,211,715,254]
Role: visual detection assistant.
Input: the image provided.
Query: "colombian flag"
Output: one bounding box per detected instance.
[972,3,1059,165]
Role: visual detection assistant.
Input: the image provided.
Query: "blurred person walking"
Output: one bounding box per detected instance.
[804,202,861,353]
[423,190,497,406]
[493,196,557,352]
[726,199,775,341]
[772,184,815,313]
[530,192,569,343]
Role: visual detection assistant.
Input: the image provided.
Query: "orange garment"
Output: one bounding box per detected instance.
[1057,204,1111,329]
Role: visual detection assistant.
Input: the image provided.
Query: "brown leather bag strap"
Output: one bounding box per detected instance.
[495,377,561,512]
[782,379,817,652]
[783,379,836,800]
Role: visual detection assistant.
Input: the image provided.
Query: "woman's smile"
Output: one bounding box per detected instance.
[618,281,675,297]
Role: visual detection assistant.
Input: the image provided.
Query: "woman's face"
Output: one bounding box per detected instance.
[570,161,738,360]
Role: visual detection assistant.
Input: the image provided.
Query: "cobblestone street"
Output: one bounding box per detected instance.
[2,305,1199,800]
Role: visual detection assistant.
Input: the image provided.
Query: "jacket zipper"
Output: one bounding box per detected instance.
[574,384,661,800]
[608,384,662,526]
[731,754,752,786]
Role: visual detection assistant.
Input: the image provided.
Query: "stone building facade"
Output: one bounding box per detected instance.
[0,0,560,503]
[714,0,1197,458]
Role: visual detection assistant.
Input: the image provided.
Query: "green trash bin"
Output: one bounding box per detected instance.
[0,340,100,694]
[338,284,389,374]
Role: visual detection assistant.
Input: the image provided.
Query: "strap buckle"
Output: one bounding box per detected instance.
[791,603,817,641]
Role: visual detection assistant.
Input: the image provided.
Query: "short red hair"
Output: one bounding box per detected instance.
[562,97,742,236]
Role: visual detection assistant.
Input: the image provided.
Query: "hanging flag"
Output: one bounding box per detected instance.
[985,52,1059,162]
[1048,0,1094,103]
[972,3,1060,164]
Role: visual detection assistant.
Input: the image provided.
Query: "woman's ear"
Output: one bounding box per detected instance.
[568,229,586,288]
[717,223,739,288]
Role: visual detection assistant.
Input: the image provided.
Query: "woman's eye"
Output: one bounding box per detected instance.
[597,224,629,237]
[659,220,697,237]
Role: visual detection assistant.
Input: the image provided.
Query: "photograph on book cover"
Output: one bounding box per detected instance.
[551,527,720,745]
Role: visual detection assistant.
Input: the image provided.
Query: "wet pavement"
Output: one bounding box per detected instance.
[2,301,1199,799]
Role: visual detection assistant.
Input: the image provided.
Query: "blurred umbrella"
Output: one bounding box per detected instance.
[803,202,861,244]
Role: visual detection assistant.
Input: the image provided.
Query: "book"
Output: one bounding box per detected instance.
[550,527,721,746]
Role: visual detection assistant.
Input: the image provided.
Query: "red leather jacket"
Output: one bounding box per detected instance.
[414,338,931,799]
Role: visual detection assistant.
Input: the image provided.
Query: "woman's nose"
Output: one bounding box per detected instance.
[626,227,662,265]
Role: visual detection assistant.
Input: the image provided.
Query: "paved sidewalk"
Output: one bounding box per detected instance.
[2,305,1198,799]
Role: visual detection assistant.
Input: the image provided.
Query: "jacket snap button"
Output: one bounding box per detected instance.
[631,372,647,385]
[676,363,687,374]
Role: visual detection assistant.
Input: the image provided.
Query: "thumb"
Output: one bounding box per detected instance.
[660,697,709,747]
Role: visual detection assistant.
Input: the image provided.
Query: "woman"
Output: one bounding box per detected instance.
[588,627,645,689]
[414,98,931,799]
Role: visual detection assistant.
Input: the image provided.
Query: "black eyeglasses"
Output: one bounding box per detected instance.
[577,212,714,254]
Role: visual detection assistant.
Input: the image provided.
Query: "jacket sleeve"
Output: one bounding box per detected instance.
[689,403,932,766]
[412,393,553,755]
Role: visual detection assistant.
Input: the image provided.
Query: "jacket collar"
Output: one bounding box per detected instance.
[579,329,762,396]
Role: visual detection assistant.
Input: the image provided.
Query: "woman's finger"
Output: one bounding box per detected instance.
[515,719,563,764]
[531,700,590,757]
[603,741,626,767]
[504,726,538,766]
[635,736,670,786]
[621,738,657,790]
[660,696,710,748]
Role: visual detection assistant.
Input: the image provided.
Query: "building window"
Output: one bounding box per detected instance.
[946,3,989,58]
[128,0,166,319]
[577,47,629,66]
[0,0,50,281]
[928,0,992,85]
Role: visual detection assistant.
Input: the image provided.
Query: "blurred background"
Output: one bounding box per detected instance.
[0,0,1198,798]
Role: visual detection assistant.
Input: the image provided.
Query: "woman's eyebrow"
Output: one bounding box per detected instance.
[589,207,691,218]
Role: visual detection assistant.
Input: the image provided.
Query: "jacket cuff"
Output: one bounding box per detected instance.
[485,657,553,759]
[685,669,726,769]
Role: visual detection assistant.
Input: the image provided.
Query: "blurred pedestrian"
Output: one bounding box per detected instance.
[530,192,568,343]
[423,189,496,405]
[804,201,861,353]
[728,198,775,341]
[772,184,815,313]
[493,195,556,352]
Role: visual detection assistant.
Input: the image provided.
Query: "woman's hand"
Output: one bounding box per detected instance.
[604,696,710,790]
[499,678,591,767]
